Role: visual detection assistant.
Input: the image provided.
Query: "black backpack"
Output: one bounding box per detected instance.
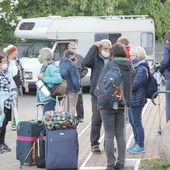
[145,70,158,99]
[94,61,125,109]
[32,132,46,168]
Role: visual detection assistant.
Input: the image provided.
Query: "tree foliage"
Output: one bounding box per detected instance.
[0,0,170,44]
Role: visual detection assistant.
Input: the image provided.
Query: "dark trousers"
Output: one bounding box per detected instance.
[0,107,11,145]
[90,94,102,146]
[76,93,84,118]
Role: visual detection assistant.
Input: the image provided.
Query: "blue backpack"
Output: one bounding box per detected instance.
[94,61,125,109]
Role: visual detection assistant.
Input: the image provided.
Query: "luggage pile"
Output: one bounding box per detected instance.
[16,97,79,170]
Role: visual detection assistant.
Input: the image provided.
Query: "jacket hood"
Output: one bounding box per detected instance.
[112,58,133,71]
[134,58,149,70]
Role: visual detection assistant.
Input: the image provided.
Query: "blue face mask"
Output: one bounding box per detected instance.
[38,56,43,63]
[132,59,138,65]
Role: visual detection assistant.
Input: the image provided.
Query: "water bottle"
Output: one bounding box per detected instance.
[35,80,51,98]
[112,95,119,110]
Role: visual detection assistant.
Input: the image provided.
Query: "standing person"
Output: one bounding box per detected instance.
[84,39,112,154]
[3,45,29,96]
[97,43,135,170]
[127,46,149,154]
[36,47,62,114]
[117,36,131,59]
[0,54,16,154]
[158,30,170,122]
[68,42,88,121]
[3,45,29,130]
[60,50,81,116]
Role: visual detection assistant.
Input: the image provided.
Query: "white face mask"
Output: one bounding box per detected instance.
[101,50,110,58]
[1,64,7,70]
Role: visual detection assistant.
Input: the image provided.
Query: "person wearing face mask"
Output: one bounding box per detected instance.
[3,44,29,130]
[0,54,17,154]
[36,47,62,114]
[60,50,81,116]
[127,46,149,154]
[84,39,112,154]
[67,42,88,122]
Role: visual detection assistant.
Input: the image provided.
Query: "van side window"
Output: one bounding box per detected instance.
[95,33,121,44]
[53,43,69,61]
[141,33,154,55]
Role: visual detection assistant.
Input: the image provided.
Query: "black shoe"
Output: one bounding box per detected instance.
[115,163,124,170]
[77,117,84,122]
[91,145,101,154]
[106,164,115,170]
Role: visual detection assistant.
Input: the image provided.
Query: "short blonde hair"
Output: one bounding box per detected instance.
[117,36,129,46]
[130,46,147,61]
[39,47,53,61]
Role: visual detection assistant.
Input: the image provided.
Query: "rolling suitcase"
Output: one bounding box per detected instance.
[45,95,79,170]
[16,103,45,167]
[45,128,79,170]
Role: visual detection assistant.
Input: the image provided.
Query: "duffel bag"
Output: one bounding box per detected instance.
[43,111,79,130]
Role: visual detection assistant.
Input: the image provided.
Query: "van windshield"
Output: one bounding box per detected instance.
[24,40,55,58]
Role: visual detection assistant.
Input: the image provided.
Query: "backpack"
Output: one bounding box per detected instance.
[32,131,46,168]
[94,61,125,109]
[145,70,158,99]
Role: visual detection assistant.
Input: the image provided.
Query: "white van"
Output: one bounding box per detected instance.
[14,15,155,88]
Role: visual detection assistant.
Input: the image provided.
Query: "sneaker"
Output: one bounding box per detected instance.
[129,145,145,154]
[1,143,11,152]
[0,147,4,154]
[106,164,115,170]
[126,144,136,152]
[78,118,84,122]
[115,163,124,170]
[91,145,101,154]
[11,125,17,131]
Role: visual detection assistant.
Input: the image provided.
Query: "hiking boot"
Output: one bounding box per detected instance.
[129,145,145,154]
[106,164,115,170]
[1,143,11,152]
[115,163,124,170]
[126,144,136,152]
[91,145,101,154]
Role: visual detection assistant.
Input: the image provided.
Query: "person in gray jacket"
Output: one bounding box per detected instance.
[84,39,112,154]
[98,43,135,170]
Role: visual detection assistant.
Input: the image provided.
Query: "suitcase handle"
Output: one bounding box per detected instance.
[36,103,45,107]
[36,103,45,124]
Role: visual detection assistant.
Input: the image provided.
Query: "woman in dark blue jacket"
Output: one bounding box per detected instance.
[60,50,80,116]
[127,46,149,154]
[158,30,170,122]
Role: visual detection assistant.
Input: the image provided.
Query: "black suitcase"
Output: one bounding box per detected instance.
[16,103,44,167]
[45,129,79,170]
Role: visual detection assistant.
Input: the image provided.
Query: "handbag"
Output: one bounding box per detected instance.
[13,73,22,87]
[49,79,67,98]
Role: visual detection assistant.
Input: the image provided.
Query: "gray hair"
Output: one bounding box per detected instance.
[39,47,53,61]
[100,39,112,46]
[68,42,77,49]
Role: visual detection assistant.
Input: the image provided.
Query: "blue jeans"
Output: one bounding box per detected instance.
[100,109,125,166]
[90,94,102,146]
[43,100,56,114]
[128,105,145,148]
[165,80,170,122]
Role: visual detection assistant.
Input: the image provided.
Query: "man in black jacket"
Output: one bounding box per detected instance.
[84,39,112,154]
